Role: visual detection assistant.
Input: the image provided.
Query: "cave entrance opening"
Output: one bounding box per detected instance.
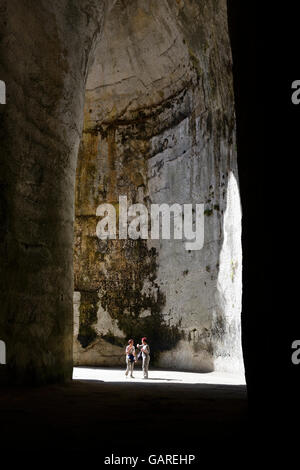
[72,1,245,380]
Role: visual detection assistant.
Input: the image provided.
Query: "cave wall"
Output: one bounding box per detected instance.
[0,0,110,384]
[0,0,244,384]
[74,0,243,372]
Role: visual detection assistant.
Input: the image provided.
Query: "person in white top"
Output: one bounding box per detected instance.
[137,337,150,379]
[125,339,136,378]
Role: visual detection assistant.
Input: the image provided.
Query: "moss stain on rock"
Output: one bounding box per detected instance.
[77,291,98,348]
[74,93,187,363]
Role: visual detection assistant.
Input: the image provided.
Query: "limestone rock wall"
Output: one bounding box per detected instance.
[0,0,109,383]
[74,0,244,372]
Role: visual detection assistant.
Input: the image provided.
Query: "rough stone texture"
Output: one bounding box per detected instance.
[74,0,243,372]
[0,0,111,383]
[0,0,244,385]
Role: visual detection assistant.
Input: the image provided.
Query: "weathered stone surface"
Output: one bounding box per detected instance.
[0,0,243,384]
[74,0,243,372]
[0,0,109,383]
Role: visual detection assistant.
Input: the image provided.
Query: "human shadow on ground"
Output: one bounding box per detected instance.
[144,378,182,382]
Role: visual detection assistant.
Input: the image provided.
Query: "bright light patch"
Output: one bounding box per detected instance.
[73,366,246,385]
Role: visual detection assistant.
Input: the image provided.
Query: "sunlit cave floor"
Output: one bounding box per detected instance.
[73,366,246,385]
[0,367,248,460]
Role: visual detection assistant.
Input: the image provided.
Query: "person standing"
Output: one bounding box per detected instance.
[125,339,136,378]
[137,337,150,379]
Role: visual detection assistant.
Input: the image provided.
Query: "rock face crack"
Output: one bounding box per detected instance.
[87,75,137,92]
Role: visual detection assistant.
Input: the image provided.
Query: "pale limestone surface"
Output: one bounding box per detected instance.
[74,0,243,373]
